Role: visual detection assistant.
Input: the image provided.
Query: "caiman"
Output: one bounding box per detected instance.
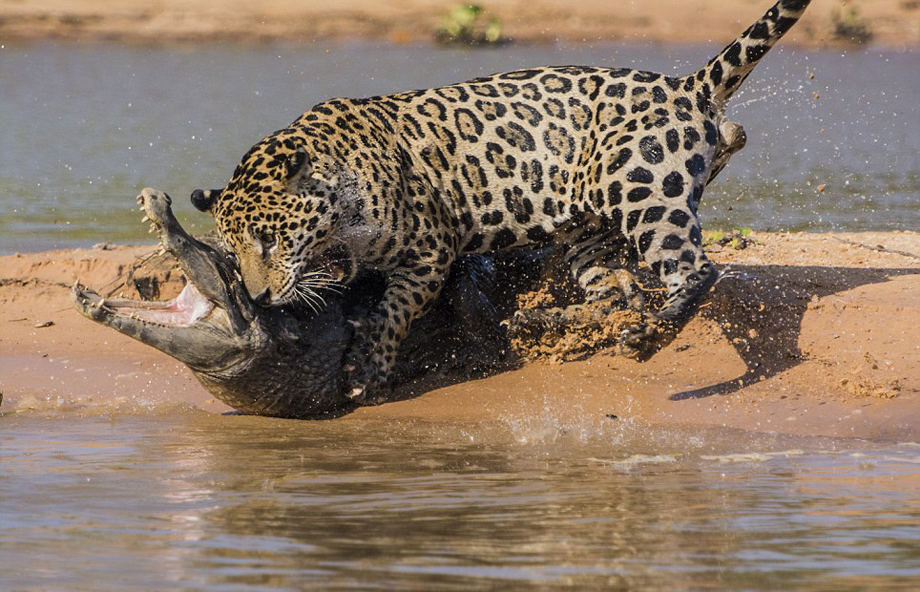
[72,188,510,418]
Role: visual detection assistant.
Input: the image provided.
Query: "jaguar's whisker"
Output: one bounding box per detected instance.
[293,282,324,313]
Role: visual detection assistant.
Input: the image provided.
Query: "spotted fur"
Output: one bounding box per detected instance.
[195,0,812,398]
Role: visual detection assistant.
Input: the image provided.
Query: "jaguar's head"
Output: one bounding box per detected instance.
[194,132,358,309]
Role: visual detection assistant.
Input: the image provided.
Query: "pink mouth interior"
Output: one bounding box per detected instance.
[114,282,214,327]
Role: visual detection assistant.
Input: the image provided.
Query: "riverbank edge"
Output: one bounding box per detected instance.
[1,0,918,49]
[1,230,918,441]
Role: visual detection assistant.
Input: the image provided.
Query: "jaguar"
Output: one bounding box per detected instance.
[191,0,812,401]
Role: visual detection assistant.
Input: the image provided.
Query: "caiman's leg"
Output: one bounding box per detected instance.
[396,255,508,378]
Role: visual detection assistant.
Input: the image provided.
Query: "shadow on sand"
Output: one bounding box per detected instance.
[389,263,918,405]
[670,264,918,400]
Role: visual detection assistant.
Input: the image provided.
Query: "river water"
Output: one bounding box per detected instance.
[2,410,919,590]
[2,41,920,589]
[1,42,918,254]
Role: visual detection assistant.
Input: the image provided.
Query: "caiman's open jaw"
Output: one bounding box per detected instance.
[73,281,215,328]
[70,187,356,417]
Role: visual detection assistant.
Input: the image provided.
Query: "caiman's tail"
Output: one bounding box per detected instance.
[694,0,812,109]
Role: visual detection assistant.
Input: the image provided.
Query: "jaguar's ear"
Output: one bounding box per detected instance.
[284,147,312,182]
[190,188,222,215]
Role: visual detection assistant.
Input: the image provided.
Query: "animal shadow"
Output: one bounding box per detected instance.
[670,264,917,400]
[379,263,917,408]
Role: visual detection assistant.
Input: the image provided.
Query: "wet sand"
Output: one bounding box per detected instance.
[1,0,918,47]
[1,231,918,440]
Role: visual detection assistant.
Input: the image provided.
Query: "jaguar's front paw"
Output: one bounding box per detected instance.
[343,357,391,405]
[343,316,393,405]
[345,377,392,406]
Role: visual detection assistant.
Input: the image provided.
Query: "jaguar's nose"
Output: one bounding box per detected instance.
[253,288,272,306]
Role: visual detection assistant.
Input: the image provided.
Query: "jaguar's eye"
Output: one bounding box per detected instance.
[251,227,277,256]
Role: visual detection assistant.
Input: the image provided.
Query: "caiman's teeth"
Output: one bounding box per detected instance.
[141,216,150,223]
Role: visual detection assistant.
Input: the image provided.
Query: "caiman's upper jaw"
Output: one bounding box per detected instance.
[72,278,252,372]
[73,281,215,328]
[72,188,261,372]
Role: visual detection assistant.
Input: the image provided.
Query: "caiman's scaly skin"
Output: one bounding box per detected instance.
[72,189,504,418]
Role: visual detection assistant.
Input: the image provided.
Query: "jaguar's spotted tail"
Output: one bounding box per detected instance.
[697,0,812,109]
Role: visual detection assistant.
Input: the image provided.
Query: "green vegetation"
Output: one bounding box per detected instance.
[435,4,505,46]
[704,227,756,250]
[830,7,874,45]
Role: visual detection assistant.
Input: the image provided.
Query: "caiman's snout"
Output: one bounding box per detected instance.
[73,187,358,418]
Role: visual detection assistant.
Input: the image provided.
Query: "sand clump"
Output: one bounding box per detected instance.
[510,278,648,364]
[838,353,902,400]
[839,375,902,400]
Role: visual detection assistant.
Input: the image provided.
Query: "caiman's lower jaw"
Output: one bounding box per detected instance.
[74,281,215,327]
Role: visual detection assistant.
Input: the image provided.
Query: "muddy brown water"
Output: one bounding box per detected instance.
[1,41,920,589]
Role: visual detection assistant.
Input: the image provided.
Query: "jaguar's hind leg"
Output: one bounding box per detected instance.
[613,122,743,358]
[620,185,719,360]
